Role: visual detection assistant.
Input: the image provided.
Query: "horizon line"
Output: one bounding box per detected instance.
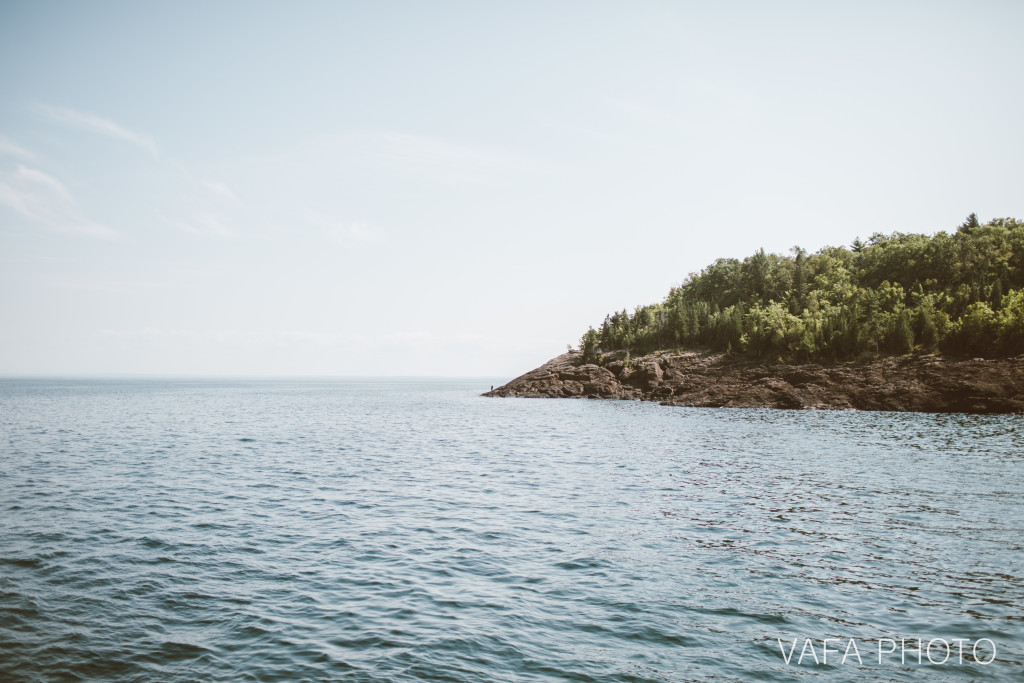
[0,374,510,381]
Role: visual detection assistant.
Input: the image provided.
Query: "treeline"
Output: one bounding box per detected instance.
[580,214,1024,362]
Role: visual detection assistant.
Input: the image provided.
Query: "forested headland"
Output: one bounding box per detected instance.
[580,214,1024,363]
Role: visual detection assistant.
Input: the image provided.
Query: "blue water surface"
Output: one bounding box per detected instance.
[1,378,1021,681]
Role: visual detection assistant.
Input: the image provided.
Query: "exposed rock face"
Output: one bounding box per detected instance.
[484,350,1024,414]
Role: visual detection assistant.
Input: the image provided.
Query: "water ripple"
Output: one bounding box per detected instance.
[1,379,1022,681]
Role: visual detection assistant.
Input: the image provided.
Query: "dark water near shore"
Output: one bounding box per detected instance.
[1,379,1022,682]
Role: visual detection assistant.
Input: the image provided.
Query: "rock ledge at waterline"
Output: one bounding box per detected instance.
[484,350,1024,413]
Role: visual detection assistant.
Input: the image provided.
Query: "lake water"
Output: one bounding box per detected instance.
[1,378,1021,681]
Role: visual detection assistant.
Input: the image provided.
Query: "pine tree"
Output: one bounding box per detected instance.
[959,212,980,232]
[580,328,600,363]
[991,279,1004,309]
[794,249,807,309]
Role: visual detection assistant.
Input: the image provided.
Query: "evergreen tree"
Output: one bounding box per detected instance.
[580,328,599,363]
[991,279,1004,309]
[960,212,980,231]
[587,215,1023,361]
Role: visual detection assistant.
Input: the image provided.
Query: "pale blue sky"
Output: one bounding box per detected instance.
[1,1,1022,376]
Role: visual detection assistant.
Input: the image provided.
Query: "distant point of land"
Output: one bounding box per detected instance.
[489,215,1024,413]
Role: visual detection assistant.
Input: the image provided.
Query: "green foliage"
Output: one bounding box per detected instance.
[996,289,1024,355]
[580,327,600,363]
[580,215,1024,360]
[892,310,914,355]
[918,299,939,350]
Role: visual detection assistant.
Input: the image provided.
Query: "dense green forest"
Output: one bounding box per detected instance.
[580,214,1024,362]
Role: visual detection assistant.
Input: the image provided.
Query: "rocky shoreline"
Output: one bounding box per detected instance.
[485,350,1024,413]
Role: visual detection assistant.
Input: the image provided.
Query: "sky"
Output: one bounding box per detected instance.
[1,1,1022,377]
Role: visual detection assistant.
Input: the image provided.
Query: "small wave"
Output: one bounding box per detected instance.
[555,556,610,571]
[138,537,174,550]
[0,556,45,569]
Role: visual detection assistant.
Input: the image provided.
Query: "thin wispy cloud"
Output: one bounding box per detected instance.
[166,213,238,238]
[0,165,116,240]
[36,103,160,157]
[0,135,34,159]
[17,165,71,201]
[301,209,385,245]
[163,215,202,235]
[66,220,117,240]
[197,213,237,237]
[0,182,40,221]
[203,181,239,202]
[324,220,379,245]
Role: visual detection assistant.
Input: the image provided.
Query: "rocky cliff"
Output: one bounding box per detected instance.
[485,350,1024,413]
